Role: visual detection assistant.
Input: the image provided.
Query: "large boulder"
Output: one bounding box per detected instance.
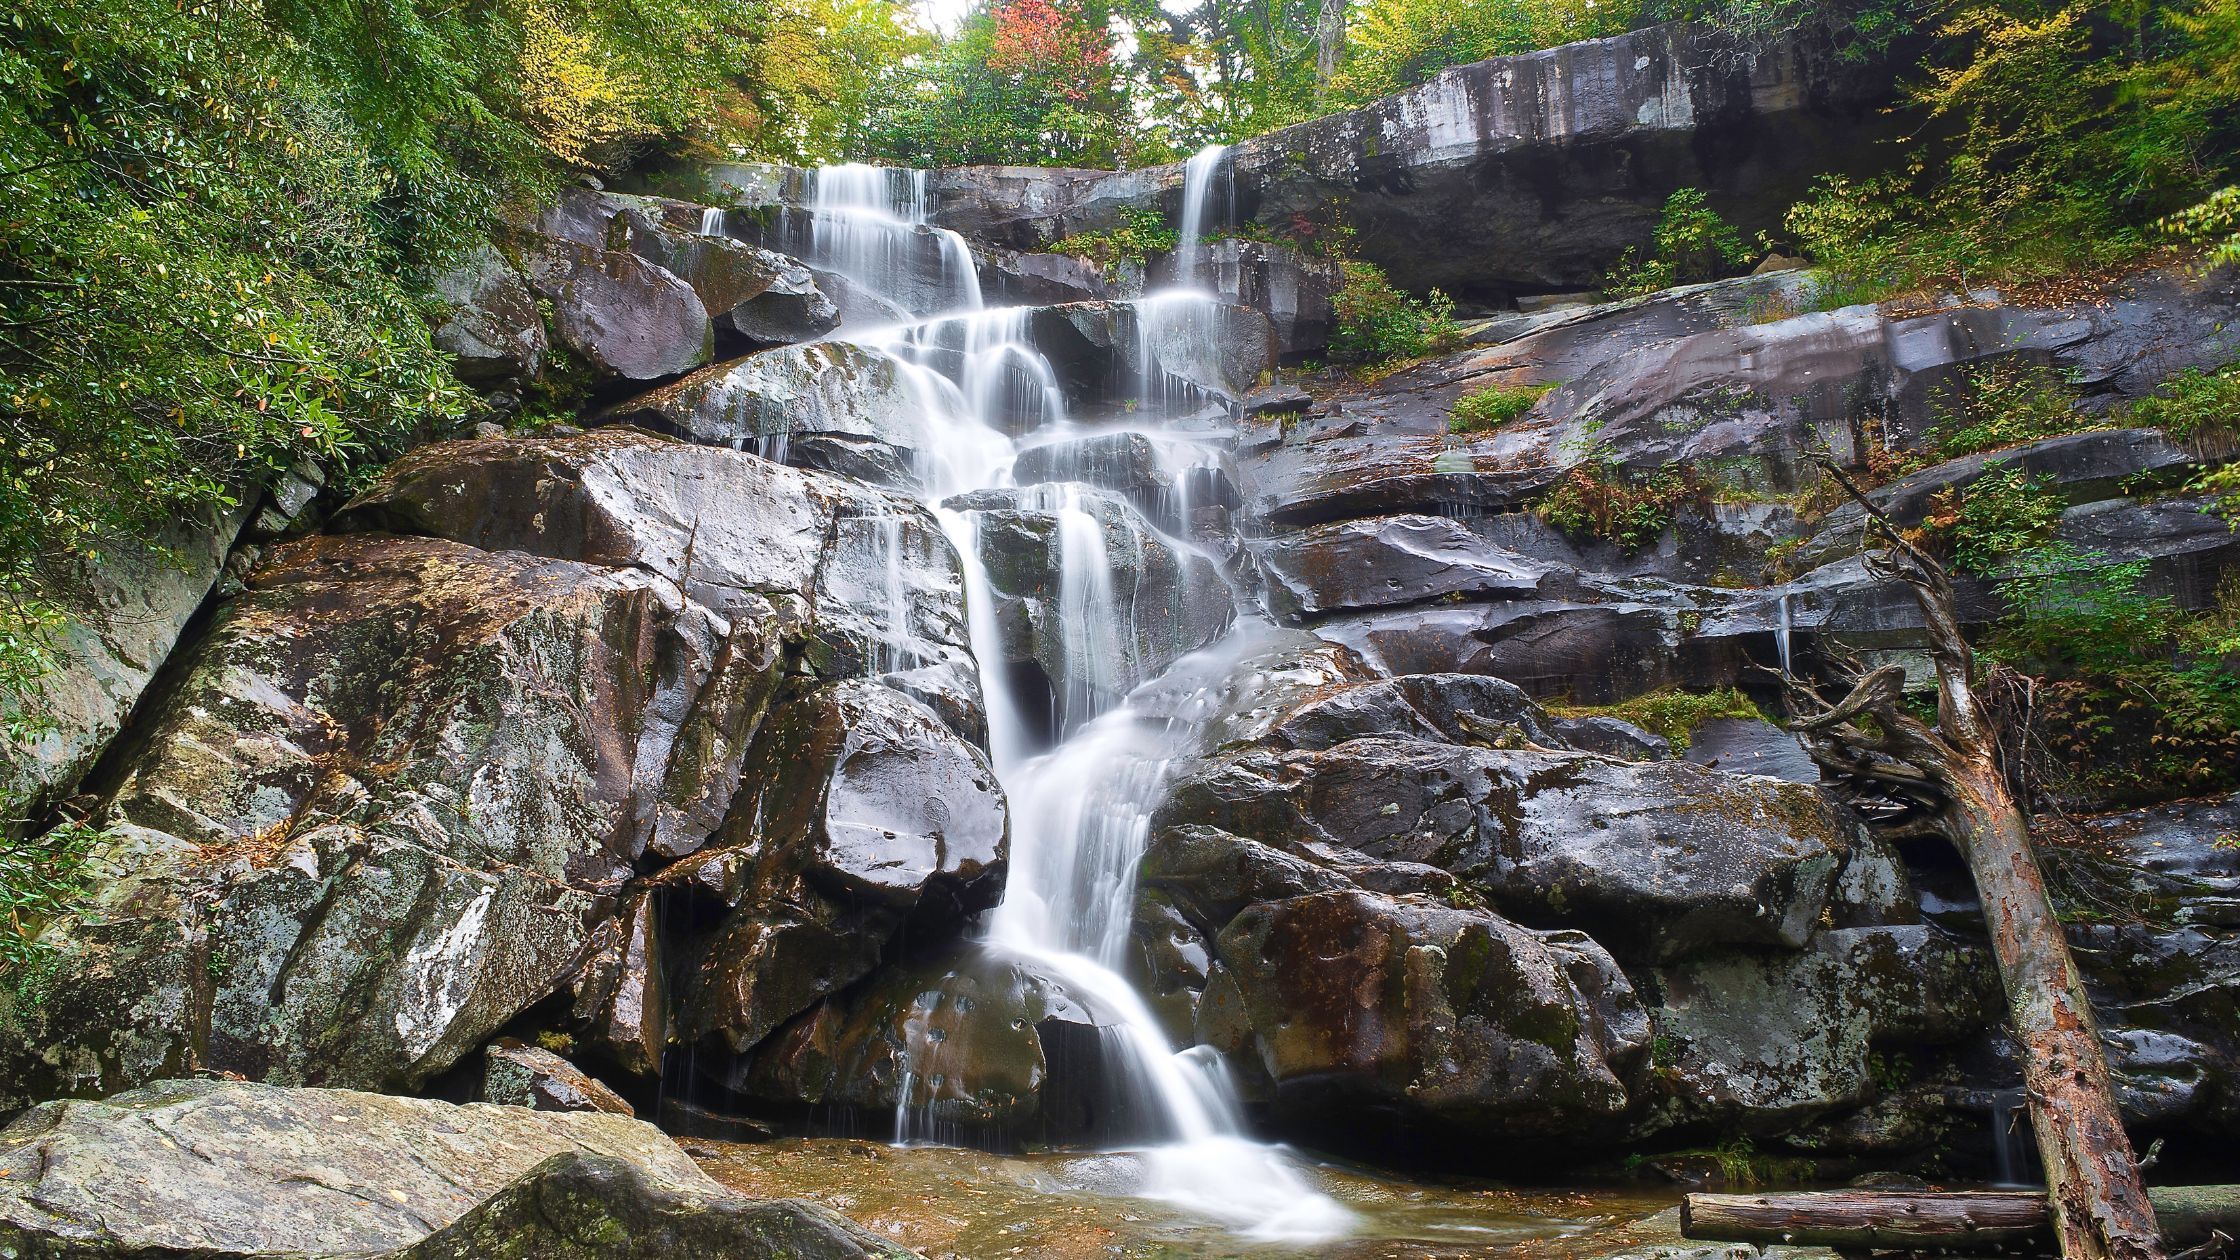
[428,243,548,387]
[735,945,1125,1144]
[1156,733,1850,959]
[0,534,723,1106]
[520,237,713,383]
[0,1079,897,1259]
[1197,888,1652,1144]
[668,680,1009,1058]
[597,343,944,492]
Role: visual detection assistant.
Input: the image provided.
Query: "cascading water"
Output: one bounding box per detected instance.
[804,162,983,316]
[1173,144,1231,288]
[794,163,1352,1242]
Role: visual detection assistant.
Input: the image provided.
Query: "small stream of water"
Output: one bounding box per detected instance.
[772,162,1352,1242]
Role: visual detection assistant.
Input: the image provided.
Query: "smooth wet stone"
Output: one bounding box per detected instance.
[670,681,1007,1057]
[1156,737,1851,959]
[1200,888,1651,1140]
[737,946,1115,1142]
[520,236,713,382]
[1650,925,1996,1126]
[484,1039,637,1115]
[428,243,547,386]
[1257,514,1550,620]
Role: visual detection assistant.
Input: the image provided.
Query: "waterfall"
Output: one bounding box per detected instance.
[793,164,1351,1242]
[805,162,983,315]
[698,206,725,236]
[1173,144,1230,289]
[1775,588,1794,676]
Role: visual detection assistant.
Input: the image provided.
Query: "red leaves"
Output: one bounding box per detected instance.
[986,0,1110,101]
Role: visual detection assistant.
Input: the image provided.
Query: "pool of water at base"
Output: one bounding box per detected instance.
[692,1138,1683,1259]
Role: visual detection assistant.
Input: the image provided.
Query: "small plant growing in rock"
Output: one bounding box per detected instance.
[1547,686,1766,753]
[1048,206,1178,269]
[1330,261,1461,367]
[1920,461,2064,572]
[1,816,109,1002]
[1926,360,2094,458]
[1603,188,1751,298]
[1448,382,1554,433]
[1536,460,1702,552]
[2127,364,2240,454]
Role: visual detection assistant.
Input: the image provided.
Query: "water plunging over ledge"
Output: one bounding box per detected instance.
[782,163,1354,1243]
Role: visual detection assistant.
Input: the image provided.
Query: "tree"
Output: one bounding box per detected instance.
[1786,469,2164,1260]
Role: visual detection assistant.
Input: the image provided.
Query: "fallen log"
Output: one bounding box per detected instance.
[1683,1187,2240,1252]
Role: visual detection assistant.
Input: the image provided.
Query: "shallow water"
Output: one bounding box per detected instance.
[693,1138,1680,1259]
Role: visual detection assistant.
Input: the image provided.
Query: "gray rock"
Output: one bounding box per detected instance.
[520,237,712,382]
[1257,514,1550,620]
[0,1079,691,1253]
[1156,736,1850,959]
[429,243,547,386]
[1146,239,1345,355]
[1198,888,1651,1140]
[2,501,252,821]
[388,1150,907,1259]
[1652,925,1996,1126]
[1011,430,1238,534]
[485,1039,636,1115]
[0,534,721,1107]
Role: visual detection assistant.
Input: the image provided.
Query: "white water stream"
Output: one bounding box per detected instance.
[780,163,1352,1242]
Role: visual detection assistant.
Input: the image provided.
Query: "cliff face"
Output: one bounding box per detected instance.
[676,18,1905,299]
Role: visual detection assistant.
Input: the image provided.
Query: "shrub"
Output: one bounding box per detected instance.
[1538,461,1701,552]
[1922,462,2065,572]
[1450,383,1555,433]
[1330,261,1461,366]
[2127,364,2240,451]
[1925,361,2095,458]
[1549,686,1767,753]
[1990,546,2240,802]
[1049,206,1179,268]
[1604,189,1752,298]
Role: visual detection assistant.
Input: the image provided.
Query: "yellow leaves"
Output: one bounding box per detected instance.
[514,0,654,166]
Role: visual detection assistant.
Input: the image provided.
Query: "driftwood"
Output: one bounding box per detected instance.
[1683,1188,2240,1253]
[1779,462,2163,1260]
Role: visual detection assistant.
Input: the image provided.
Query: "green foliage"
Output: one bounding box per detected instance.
[1925,360,2095,458]
[1331,0,1636,106]
[1449,383,1555,433]
[1782,0,2240,295]
[2126,364,2240,448]
[2191,462,2240,521]
[1,816,107,992]
[1049,207,1180,268]
[0,0,770,667]
[2161,185,2240,268]
[1538,461,1701,552]
[1925,462,2065,572]
[1991,547,2240,800]
[1549,686,1767,752]
[1329,261,1460,366]
[1603,189,1752,298]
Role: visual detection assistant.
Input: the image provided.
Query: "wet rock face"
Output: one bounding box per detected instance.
[429,243,548,387]
[2,431,998,1110]
[2051,794,2240,1133]
[0,533,714,1105]
[1650,925,1997,1127]
[0,1079,896,1260]
[1199,889,1651,1141]
[1146,239,1344,356]
[948,484,1235,728]
[597,343,939,492]
[1011,431,1240,536]
[522,237,714,382]
[907,23,1905,298]
[735,947,1119,1143]
[1157,735,1848,959]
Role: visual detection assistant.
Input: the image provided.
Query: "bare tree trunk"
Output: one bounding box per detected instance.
[1787,466,2165,1260]
[1314,0,1345,97]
